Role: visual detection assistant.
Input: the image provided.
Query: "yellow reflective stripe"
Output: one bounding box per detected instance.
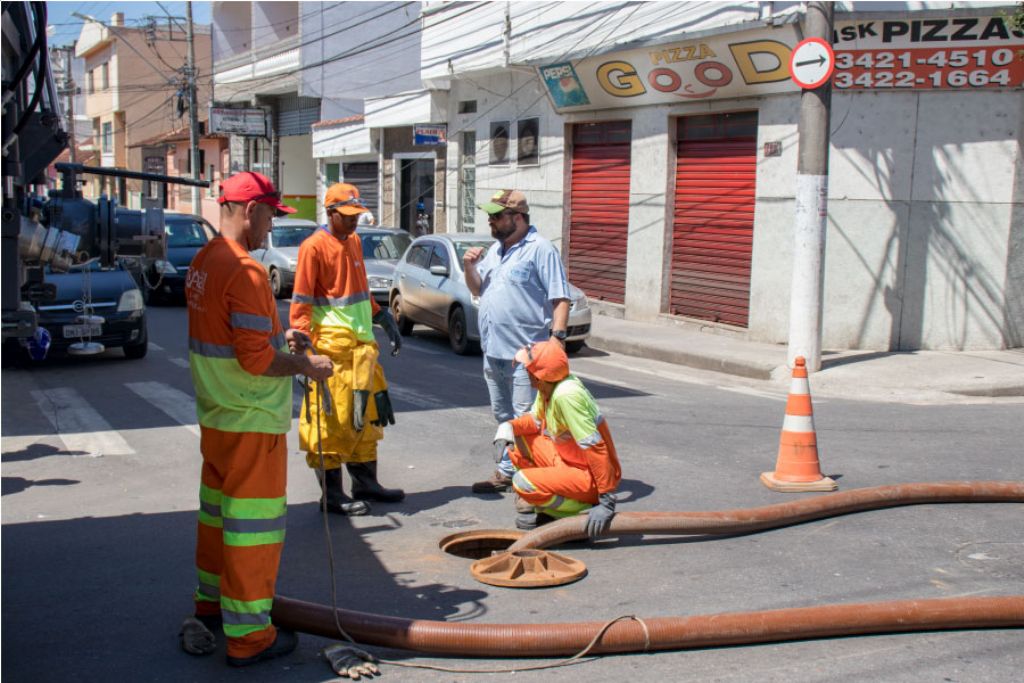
[221,597,273,636]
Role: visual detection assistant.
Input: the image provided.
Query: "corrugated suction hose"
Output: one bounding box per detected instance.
[272,481,1024,657]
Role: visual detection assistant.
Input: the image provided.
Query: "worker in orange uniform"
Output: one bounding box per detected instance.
[497,340,622,535]
[290,182,404,516]
[182,172,334,667]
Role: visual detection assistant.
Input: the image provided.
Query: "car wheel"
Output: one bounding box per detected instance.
[269,268,283,299]
[123,327,148,360]
[391,293,414,336]
[448,306,475,355]
[565,340,585,354]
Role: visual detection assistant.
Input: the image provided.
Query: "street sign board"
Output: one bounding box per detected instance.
[209,107,267,136]
[413,123,447,146]
[789,37,835,89]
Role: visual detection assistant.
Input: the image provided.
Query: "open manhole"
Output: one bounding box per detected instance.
[439,529,525,559]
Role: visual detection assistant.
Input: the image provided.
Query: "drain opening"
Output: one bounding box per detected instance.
[439,529,525,560]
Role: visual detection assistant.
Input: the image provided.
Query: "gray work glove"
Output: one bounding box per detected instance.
[352,389,370,432]
[585,493,616,540]
[493,421,514,463]
[323,643,380,679]
[373,309,402,356]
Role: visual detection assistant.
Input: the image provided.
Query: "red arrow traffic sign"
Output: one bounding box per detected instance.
[789,37,835,89]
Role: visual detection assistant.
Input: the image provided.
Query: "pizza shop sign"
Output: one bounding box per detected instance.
[539,16,1022,111]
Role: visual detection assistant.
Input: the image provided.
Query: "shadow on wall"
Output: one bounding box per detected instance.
[831,91,1021,351]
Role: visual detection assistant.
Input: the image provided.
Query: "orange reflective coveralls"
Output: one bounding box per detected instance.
[187,236,291,659]
[508,374,621,517]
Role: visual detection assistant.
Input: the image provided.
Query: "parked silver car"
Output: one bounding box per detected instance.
[250,218,318,298]
[389,233,591,355]
[357,227,413,307]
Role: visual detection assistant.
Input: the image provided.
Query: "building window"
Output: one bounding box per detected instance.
[87,69,95,94]
[458,100,477,114]
[207,164,216,197]
[325,163,340,185]
[102,122,113,152]
[186,149,206,176]
[100,63,109,90]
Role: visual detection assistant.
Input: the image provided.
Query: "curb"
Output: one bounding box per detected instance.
[586,334,778,381]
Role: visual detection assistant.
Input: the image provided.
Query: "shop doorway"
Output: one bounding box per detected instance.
[567,120,632,304]
[670,111,757,327]
[398,157,435,236]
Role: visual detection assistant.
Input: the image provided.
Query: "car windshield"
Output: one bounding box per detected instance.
[166,220,208,248]
[273,225,317,247]
[452,241,495,263]
[362,232,412,261]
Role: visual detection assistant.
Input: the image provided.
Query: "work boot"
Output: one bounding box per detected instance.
[316,468,370,516]
[471,471,513,494]
[347,461,405,503]
[514,493,537,530]
[225,627,298,667]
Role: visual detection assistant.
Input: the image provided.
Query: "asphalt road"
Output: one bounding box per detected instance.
[2,302,1022,682]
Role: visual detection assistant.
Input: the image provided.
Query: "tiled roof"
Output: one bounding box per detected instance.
[311,114,365,130]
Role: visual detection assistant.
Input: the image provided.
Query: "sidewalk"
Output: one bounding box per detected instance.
[586,313,1024,402]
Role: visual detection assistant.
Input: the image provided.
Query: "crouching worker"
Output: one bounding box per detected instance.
[496,340,621,536]
[290,183,405,516]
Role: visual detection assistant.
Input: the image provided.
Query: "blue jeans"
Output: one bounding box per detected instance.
[483,355,534,478]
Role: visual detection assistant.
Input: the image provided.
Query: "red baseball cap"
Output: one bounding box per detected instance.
[218,172,296,215]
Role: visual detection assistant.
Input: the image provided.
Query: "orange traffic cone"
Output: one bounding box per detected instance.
[760,356,837,492]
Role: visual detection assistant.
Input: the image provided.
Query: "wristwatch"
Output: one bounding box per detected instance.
[550,329,567,341]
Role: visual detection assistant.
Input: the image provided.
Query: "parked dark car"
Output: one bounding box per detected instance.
[251,218,319,298]
[143,213,216,304]
[389,234,592,355]
[357,226,413,307]
[33,260,148,359]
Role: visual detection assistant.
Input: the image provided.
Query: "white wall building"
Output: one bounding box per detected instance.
[425,1,1024,352]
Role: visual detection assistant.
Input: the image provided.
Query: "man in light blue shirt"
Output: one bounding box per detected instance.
[463,190,570,494]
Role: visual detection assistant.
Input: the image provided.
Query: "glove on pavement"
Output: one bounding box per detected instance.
[323,644,380,679]
[373,309,402,356]
[493,421,514,463]
[585,492,616,540]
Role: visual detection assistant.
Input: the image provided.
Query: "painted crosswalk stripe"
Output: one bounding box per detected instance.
[169,357,190,369]
[125,382,200,437]
[30,388,134,457]
[149,342,165,351]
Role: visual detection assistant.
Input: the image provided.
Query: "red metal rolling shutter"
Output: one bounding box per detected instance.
[567,121,631,304]
[671,112,757,327]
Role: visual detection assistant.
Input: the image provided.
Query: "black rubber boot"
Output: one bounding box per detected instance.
[316,468,370,516]
[347,461,405,503]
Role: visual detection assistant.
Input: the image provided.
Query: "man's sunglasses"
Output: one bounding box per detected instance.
[326,197,365,211]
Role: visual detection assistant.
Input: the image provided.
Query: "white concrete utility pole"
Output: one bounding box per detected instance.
[787,2,834,372]
[186,2,201,213]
